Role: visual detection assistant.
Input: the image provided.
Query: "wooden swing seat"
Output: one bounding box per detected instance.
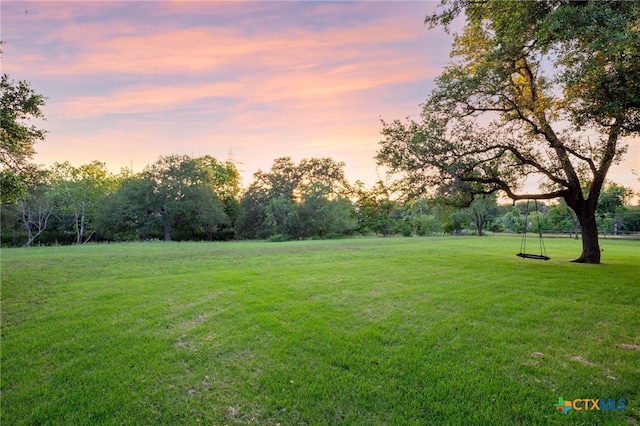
[517,253,550,261]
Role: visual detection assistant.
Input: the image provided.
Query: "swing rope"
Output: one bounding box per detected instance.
[517,199,550,260]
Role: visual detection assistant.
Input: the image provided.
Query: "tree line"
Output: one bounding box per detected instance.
[2,153,638,247]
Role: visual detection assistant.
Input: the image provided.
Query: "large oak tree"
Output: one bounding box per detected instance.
[377,0,639,263]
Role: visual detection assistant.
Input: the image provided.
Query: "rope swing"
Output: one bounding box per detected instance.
[517,199,550,261]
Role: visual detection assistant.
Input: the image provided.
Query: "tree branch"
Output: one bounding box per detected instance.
[462,175,568,201]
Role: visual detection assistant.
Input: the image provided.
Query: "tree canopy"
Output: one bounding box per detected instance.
[377,0,640,263]
[0,72,47,203]
[236,157,355,240]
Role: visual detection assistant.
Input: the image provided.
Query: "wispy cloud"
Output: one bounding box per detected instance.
[47,2,445,127]
[61,81,244,117]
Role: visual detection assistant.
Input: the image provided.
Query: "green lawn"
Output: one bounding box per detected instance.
[1,236,638,425]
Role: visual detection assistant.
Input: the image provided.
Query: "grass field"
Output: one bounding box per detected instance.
[1,236,639,425]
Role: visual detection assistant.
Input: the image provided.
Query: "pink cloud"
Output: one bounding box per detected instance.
[53,16,443,119]
[48,23,443,135]
[60,81,244,118]
[20,2,443,78]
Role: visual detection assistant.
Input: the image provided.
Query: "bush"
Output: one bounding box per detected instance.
[267,233,292,242]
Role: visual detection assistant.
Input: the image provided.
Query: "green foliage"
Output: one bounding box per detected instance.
[298,184,357,238]
[595,182,636,235]
[497,206,523,234]
[353,179,403,236]
[410,214,440,236]
[546,201,578,236]
[0,74,46,170]
[95,176,160,241]
[137,154,237,241]
[460,194,498,235]
[0,169,26,204]
[49,161,115,244]
[442,209,468,235]
[0,73,47,203]
[407,198,440,236]
[598,182,633,214]
[265,196,298,237]
[540,1,640,130]
[237,157,355,240]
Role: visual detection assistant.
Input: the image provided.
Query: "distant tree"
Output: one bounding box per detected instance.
[622,206,640,233]
[408,198,441,236]
[297,182,356,238]
[265,157,301,200]
[465,194,498,236]
[236,176,271,239]
[353,179,402,236]
[265,196,298,238]
[297,157,352,199]
[596,181,634,235]
[192,156,240,240]
[50,161,115,244]
[442,209,469,235]
[293,158,355,238]
[237,157,353,240]
[496,206,526,234]
[547,200,579,238]
[180,178,230,241]
[142,154,233,241]
[194,155,242,200]
[0,70,47,203]
[377,1,640,263]
[96,175,159,241]
[16,169,54,246]
[597,182,633,215]
[237,158,299,239]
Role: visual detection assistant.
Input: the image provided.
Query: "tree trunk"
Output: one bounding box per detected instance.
[77,212,85,245]
[20,206,36,247]
[572,209,601,264]
[476,215,486,236]
[19,199,53,247]
[163,224,172,242]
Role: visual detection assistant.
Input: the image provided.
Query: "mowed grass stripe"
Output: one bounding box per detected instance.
[1,237,638,425]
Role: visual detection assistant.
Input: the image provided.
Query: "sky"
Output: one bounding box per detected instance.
[1,1,638,194]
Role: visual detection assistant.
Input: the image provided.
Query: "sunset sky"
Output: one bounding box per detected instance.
[2,1,638,193]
